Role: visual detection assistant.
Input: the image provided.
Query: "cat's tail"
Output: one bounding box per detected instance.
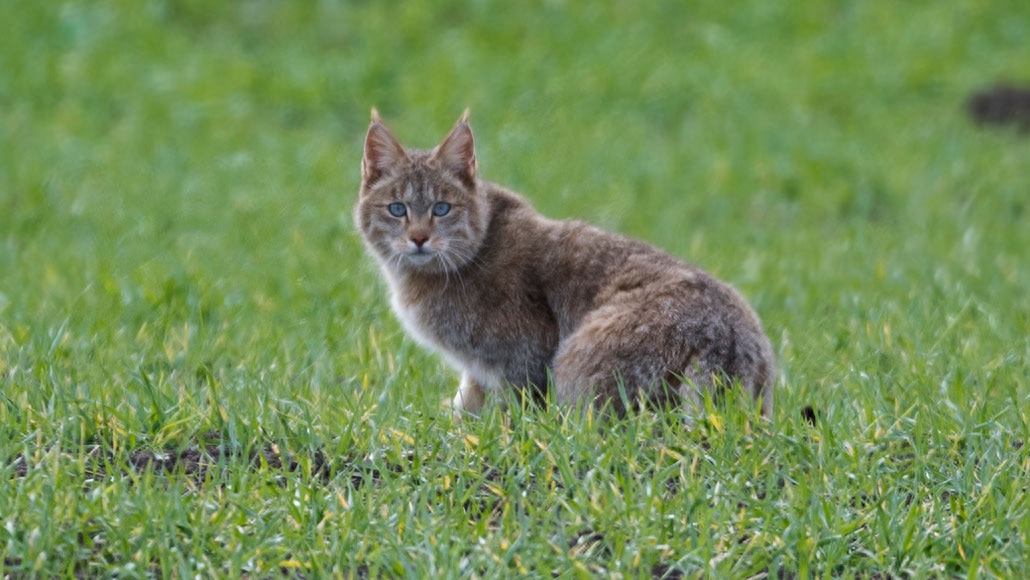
[801,405,818,426]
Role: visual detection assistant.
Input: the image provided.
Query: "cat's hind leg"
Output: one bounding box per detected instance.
[551,302,687,415]
[551,285,773,419]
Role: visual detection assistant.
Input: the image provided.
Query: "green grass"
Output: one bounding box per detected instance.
[2,0,1029,577]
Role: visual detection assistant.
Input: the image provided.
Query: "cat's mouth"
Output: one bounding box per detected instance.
[403,249,436,266]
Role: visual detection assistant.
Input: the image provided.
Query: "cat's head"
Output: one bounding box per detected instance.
[354,109,488,275]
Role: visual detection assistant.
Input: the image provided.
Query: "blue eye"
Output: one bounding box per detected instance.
[432,202,451,217]
[387,203,407,217]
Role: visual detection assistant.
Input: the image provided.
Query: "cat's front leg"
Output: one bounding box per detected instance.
[452,373,486,418]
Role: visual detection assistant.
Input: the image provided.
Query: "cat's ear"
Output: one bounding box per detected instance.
[432,109,477,187]
[362,109,407,187]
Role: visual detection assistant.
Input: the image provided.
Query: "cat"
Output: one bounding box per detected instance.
[354,109,775,419]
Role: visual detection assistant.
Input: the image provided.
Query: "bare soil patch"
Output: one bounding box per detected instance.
[967,84,1030,132]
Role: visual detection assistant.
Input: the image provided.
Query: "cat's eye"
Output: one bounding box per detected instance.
[432,202,451,217]
[387,203,407,217]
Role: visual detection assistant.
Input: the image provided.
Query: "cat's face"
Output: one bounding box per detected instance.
[355,111,488,275]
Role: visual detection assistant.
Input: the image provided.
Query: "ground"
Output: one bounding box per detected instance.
[1,0,1028,577]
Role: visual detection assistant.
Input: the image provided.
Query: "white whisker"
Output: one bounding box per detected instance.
[440,250,472,298]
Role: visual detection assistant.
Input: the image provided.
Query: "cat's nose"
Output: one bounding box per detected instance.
[410,233,430,248]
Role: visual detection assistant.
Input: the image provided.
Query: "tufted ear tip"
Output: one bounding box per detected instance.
[362,112,407,187]
[431,112,477,186]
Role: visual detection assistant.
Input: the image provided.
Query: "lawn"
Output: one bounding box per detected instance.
[1,0,1028,577]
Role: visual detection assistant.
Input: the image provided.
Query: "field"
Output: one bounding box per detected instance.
[2,0,1029,577]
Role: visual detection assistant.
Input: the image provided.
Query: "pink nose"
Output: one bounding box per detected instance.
[410,233,429,248]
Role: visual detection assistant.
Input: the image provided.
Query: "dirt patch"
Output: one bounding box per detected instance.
[9,455,27,478]
[967,84,1030,133]
[122,444,337,485]
[6,437,372,491]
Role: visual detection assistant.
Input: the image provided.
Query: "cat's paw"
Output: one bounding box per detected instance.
[451,380,486,420]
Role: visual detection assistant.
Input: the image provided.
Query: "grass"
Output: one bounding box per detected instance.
[1,0,1029,577]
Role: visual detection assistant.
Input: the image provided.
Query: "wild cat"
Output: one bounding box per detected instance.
[354,110,775,419]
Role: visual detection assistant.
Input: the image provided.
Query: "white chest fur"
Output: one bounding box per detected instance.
[387,284,502,391]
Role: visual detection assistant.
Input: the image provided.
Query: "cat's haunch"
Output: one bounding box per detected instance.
[354,111,775,420]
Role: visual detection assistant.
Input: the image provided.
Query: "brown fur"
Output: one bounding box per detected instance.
[354,110,775,419]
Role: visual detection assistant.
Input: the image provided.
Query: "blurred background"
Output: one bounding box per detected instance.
[1,0,1027,416]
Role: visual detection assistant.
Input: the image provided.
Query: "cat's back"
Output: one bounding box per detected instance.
[479,183,675,276]
[508,205,704,332]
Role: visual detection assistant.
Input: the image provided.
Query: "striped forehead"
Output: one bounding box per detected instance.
[401,177,434,202]
[400,166,464,200]
[372,159,467,204]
